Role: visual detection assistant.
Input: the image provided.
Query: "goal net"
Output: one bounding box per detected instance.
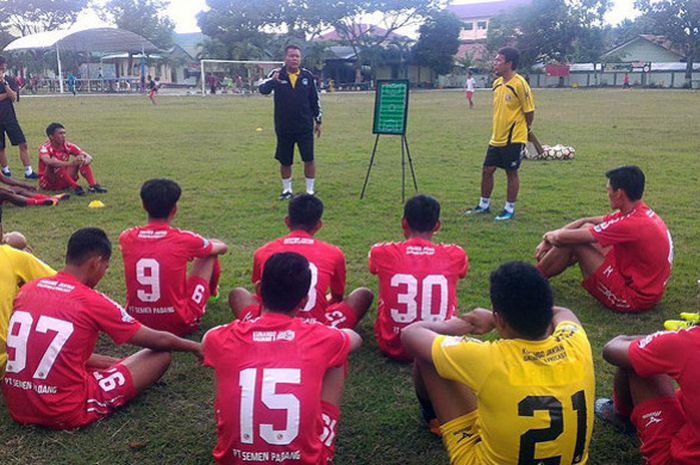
[200,59,283,96]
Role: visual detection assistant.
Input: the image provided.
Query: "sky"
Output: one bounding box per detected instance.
[75,0,640,33]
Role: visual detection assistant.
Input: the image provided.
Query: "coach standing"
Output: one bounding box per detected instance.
[0,56,37,180]
[259,45,321,200]
[465,47,534,221]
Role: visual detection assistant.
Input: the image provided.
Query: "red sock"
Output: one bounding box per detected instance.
[209,258,221,296]
[80,165,97,187]
[24,197,53,206]
[59,169,80,189]
[31,193,51,200]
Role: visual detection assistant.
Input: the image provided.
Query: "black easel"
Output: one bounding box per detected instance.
[360,134,418,202]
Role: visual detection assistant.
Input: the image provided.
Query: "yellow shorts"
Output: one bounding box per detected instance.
[440,411,481,465]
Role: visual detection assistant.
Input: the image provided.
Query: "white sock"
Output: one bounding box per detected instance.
[479,197,490,209]
[505,201,516,213]
[282,178,292,193]
[305,177,315,194]
[24,166,33,175]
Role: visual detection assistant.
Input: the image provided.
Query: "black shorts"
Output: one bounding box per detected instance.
[484,144,525,171]
[275,132,314,166]
[0,119,26,149]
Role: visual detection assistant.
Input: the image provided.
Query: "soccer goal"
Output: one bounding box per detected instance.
[200,59,283,96]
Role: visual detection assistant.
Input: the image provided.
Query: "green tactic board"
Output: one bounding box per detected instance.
[372,80,409,135]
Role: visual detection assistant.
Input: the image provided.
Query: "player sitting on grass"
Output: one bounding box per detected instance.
[1,171,68,207]
[120,179,228,336]
[597,280,700,465]
[229,194,373,329]
[535,165,672,313]
[369,194,467,361]
[38,122,107,196]
[402,262,595,464]
[204,252,361,465]
[1,228,202,430]
[0,205,55,378]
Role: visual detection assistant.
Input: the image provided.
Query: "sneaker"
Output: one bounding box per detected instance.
[24,171,38,180]
[278,191,293,201]
[41,198,59,206]
[464,205,490,215]
[594,398,635,434]
[74,186,86,196]
[1,169,11,177]
[52,193,70,202]
[88,184,108,194]
[208,286,221,304]
[495,209,514,221]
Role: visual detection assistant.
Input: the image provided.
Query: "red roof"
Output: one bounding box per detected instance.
[447,0,531,19]
[317,24,410,42]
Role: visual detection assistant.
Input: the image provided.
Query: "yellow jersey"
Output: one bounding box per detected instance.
[0,245,55,377]
[432,321,595,465]
[490,73,535,147]
[288,70,300,89]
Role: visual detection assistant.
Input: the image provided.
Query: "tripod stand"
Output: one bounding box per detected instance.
[360,134,418,202]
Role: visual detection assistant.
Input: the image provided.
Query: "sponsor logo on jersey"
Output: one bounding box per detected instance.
[283,237,314,245]
[37,280,74,293]
[253,330,296,342]
[638,330,668,349]
[642,410,663,427]
[406,246,435,256]
[137,230,168,239]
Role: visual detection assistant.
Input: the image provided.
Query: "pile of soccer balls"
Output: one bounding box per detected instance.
[525,143,576,161]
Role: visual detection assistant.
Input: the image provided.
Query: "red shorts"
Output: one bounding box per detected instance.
[466,91,474,99]
[177,276,210,335]
[239,301,357,329]
[582,251,652,313]
[39,169,73,191]
[319,401,341,463]
[69,363,137,429]
[631,396,686,465]
[148,90,156,98]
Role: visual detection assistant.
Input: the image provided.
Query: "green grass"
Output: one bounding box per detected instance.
[1,89,699,465]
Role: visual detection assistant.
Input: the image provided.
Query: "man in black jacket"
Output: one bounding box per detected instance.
[0,56,37,180]
[259,45,322,200]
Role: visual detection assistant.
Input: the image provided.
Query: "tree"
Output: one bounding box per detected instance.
[98,0,176,49]
[487,0,610,69]
[412,11,462,75]
[636,0,700,87]
[0,0,88,36]
[321,0,441,82]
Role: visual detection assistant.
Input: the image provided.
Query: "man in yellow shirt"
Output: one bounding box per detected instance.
[0,207,55,377]
[402,262,595,465]
[466,47,535,221]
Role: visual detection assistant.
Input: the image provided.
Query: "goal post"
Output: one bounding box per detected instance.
[200,59,283,96]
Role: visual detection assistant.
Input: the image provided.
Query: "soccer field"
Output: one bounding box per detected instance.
[1,89,699,465]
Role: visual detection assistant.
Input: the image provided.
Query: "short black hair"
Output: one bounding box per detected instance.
[404,195,440,232]
[140,179,182,219]
[147,75,152,80]
[490,262,553,340]
[606,166,645,201]
[66,228,112,265]
[285,44,302,55]
[260,252,311,313]
[288,194,323,231]
[498,47,520,71]
[46,122,64,137]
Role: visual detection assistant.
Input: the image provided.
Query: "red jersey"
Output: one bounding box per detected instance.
[203,313,351,465]
[629,327,700,465]
[2,272,141,427]
[119,223,213,333]
[252,231,346,325]
[589,202,672,305]
[37,140,82,177]
[368,238,468,361]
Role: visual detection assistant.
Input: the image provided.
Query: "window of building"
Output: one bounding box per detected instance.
[477,21,487,30]
[463,22,474,31]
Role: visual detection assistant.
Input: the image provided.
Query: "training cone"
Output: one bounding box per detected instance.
[88,200,106,209]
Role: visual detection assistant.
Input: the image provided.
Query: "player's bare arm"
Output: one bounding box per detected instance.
[208,239,229,256]
[0,78,17,102]
[461,308,496,335]
[340,328,362,352]
[41,155,82,168]
[543,227,595,247]
[127,325,204,361]
[602,335,640,368]
[550,306,582,327]
[525,111,534,130]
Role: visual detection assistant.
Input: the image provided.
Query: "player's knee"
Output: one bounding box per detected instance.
[4,231,28,250]
[228,287,252,313]
[353,287,374,309]
[482,166,496,175]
